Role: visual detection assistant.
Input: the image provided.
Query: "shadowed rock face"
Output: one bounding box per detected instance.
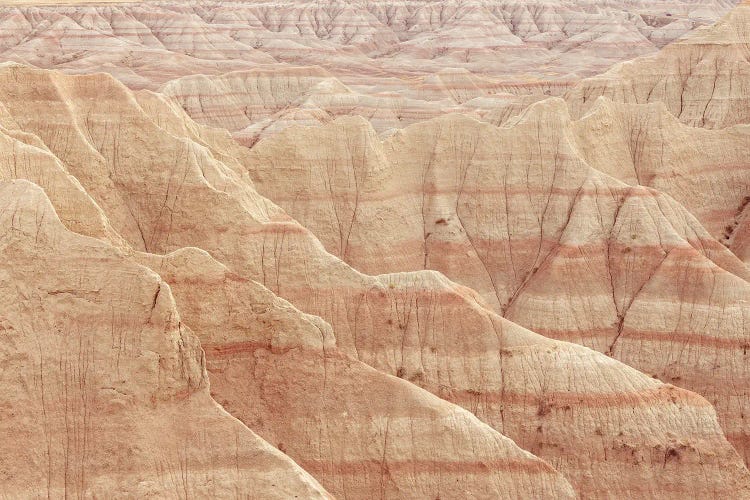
[0,63,749,498]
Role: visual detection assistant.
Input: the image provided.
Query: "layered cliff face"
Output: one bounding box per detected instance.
[0,65,581,499]
[3,0,721,149]
[570,98,750,249]
[159,66,471,146]
[134,249,577,499]
[209,3,750,470]
[1,62,749,498]
[564,0,750,264]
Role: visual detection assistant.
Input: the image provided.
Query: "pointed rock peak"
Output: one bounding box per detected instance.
[308,76,353,95]
[686,0,750,45]
[581,96,678,125]
[504,96,572,128]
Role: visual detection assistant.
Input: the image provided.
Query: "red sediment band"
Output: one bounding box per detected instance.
[619,330,750,350]
[257,183,664,202]
[298,457,555,476]
[447,385,711,408]
[522,327,749,351]
[204,340,713,410]
[528,327,615,341]
[724,432,750,447]
[334,233,724,261]
[650,163,750,177]
[248,221,310,235]
[203,340,333,358]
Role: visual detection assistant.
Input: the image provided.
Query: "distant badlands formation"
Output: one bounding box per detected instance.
[1,0,750,499]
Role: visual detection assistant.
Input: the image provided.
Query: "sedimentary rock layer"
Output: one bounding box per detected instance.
[570,98,750,255]
[135,248,576,499]
[0,0,736,90]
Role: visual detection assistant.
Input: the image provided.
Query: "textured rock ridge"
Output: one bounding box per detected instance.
[570,97,750,253]
[135,248,576,499]
[0,0,735,90]
[0,63,580,500]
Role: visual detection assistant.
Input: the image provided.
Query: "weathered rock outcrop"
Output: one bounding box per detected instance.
[160,65,466,146]
[2,0,750,498]
[0,0,732,90]
[570,97,750,256]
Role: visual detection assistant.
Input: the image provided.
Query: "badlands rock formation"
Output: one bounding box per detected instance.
[570,98,750,251]
[134,249,577,499]
[159,65,467,146]
[0,64,583,499]
[2,0,750,498]
[242,96,750,464]
[1,58,749,498]
[153,0,749,142]
[566,0,750,262]
[221,1,750,470]
[3,0,735,146]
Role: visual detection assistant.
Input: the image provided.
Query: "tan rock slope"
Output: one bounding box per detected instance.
[159,65,468,146]
[570,98,750,255]
[154,0,741,144]
[2,0,734,155]
[0,63,586,499]
[1,63,748,498]
[565,0,750,263]
[0,179,331,499]
[214,3,750,471]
